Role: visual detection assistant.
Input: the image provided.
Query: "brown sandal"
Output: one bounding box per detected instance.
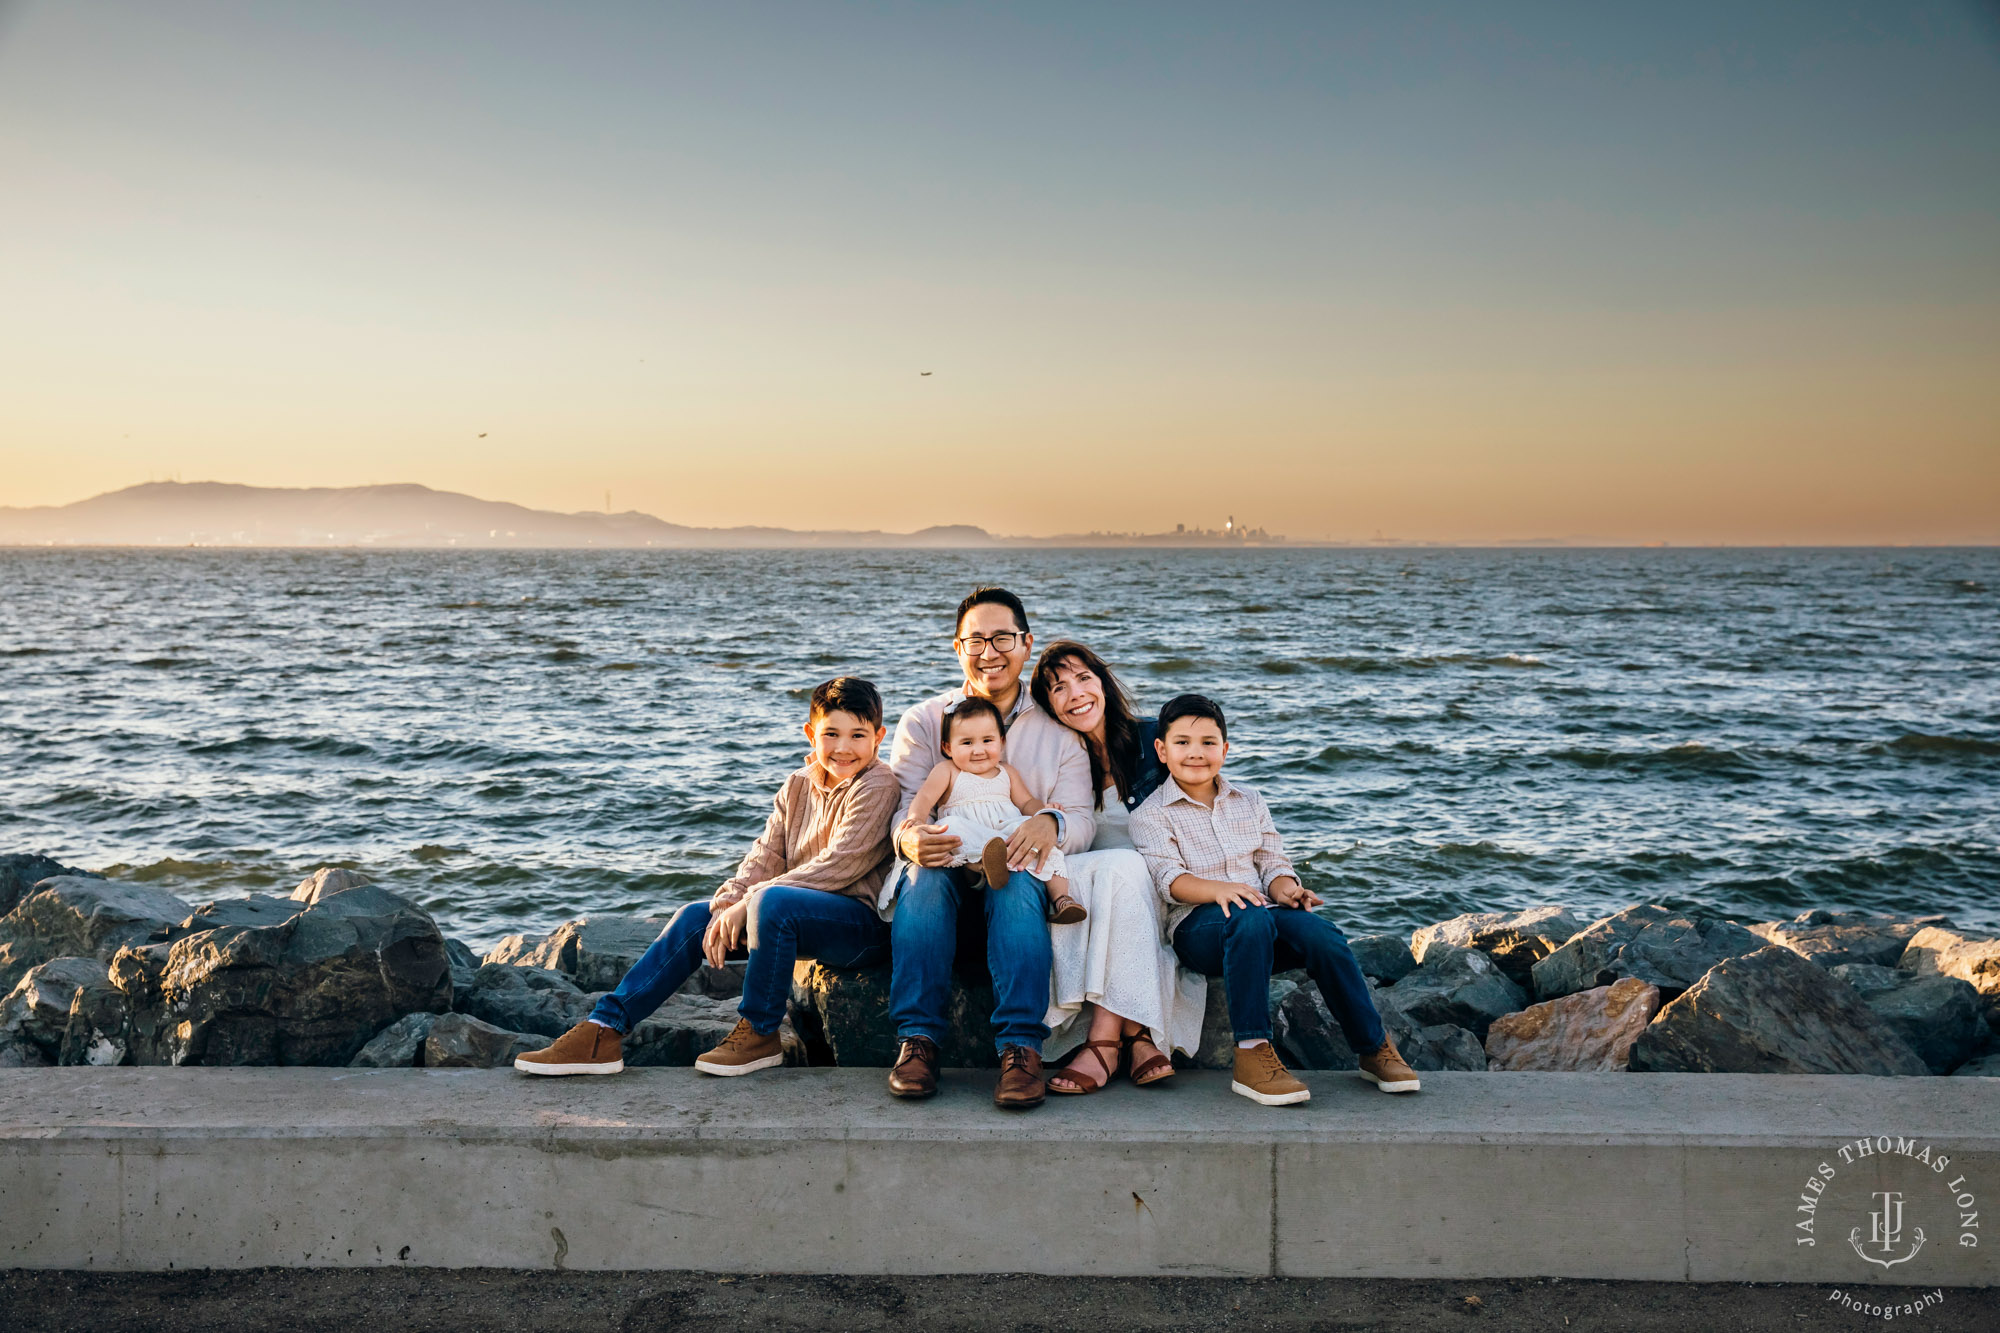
[1046,1038,1122,1095]
[1046,893,1087,925]
[1124,1031,1175,1086]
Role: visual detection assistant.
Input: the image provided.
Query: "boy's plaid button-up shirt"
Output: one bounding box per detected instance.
[1129,775,1298,940]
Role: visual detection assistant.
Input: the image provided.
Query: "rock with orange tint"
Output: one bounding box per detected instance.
[1483,976,1661,1072]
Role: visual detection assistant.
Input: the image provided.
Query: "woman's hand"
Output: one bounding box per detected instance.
[1267,876,1322,910]
[1210,881,1269,918]
[702,899,750,967]
[902,822,962,868]
[1005,810,1061,875]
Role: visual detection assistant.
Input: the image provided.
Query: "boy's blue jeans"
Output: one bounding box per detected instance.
[888,865,1052,1054]
[1171,903,1386,1052]
[590,886,890,1036]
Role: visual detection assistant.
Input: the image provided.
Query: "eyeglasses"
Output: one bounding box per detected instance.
[956,632,1022,655]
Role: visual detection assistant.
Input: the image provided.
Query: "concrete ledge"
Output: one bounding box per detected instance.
[3,1069,1996,1282]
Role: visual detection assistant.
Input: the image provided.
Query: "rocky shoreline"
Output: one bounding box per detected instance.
[3,853,1996,1077]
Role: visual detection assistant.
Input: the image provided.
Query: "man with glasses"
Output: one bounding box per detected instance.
[880,586,1095,1108]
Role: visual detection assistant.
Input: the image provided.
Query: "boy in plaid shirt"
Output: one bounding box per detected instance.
[1130,693,1420,1105]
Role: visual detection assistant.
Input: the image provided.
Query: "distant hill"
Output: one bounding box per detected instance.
[0,482,1004,549]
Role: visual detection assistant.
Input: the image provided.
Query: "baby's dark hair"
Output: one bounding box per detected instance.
[940,695,1006,751]
[809,676,884,729]
[1158,693,1227,741]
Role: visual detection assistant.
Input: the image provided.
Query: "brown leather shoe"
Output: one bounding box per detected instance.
[887,1035,940,1098]
[1356,1034,1422,1093]
[514,1020,624,1076]
[693,1018,786,1077]
[993,1044,1046,1109]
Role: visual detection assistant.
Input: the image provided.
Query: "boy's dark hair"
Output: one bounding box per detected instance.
[955,586,1029,636]
[1158,693,1227,741]
[809,676,884,729]
[940,695,1006,751]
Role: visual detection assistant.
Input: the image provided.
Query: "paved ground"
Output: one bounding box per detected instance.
[1,1271,1993,1332]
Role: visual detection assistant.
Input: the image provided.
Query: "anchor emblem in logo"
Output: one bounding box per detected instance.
[1849,1190,1926,1268]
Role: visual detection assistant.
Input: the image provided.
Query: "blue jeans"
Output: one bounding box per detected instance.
[1172,903,1386,1051]
[590,887,890,1036]
[889,865,1052,1053]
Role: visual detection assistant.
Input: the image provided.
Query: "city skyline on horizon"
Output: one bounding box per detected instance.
[4,3,1997,545]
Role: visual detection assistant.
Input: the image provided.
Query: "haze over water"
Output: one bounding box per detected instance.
[2,547,1995,948]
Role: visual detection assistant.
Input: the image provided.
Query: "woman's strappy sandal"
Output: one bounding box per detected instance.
[1046,1038,1122,1095]
[1123,1031,1175,1086]
[1046,893,1087,925]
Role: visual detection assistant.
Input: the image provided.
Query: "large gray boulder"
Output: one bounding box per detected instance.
[1411,906,1583,989]
[1629,946,1929,1076]
[0,877,192,990]
[1484,977,1661,1072]
[1829,963,1985,1075]
[1752,910,1953,970]
[0,957,112,1056]
[452,964,597,1038]
[107,878,452,1066]
[789,961,994,1068]
[1384,945,1527,1040]
[0,855,99,917]
[1952,1054,2000,1077]
[423,1013,549,1068]
[1901,928,2000,1028]
[1349,933,1417,984]
[1531,904,1763,1001]
[348,1012,441,1068]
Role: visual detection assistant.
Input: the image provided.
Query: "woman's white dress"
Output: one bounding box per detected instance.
[1043,785,1207,1058]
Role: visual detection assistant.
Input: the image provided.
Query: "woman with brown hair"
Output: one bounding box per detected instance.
[1031,641,1206,1093]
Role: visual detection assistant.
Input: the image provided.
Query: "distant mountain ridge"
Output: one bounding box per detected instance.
[0,482,1006,549]
[0,481,1296,548]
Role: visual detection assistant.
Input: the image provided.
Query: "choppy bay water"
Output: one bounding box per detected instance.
[1,547,1995,949]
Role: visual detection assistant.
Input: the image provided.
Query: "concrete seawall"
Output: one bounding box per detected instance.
[3,1068,1995,1283]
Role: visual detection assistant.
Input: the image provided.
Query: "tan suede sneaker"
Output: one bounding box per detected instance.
[1356,1036,1422,1094]
[1231,1041,1310,1106]
[694,1018,786,1076]
[514,1020,624,1076]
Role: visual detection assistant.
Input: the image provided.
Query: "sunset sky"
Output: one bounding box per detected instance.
[2,1,1996,543]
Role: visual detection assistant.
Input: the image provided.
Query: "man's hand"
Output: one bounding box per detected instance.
[1005,810,1061,875]
[1210,881,1269,918]
[902,822,962,868]
[703,899,750,967]
[1267,876,1322,910]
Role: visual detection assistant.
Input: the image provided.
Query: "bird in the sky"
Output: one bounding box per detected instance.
[478,432,487,438]
[919,371,932,376]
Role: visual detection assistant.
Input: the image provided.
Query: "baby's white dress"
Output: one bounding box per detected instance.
[937,767,1066,881]
[1043,784,1207,1058]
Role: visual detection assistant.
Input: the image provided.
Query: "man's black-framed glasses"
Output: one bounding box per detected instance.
[956,631,1023,655]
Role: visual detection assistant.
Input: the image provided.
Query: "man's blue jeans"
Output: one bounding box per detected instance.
[1172,903,1386,1051]
[590,887,890,1036]
[889,865,1052,1054]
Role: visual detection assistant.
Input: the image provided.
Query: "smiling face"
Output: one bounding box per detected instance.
[955,601,1032,702]
[1043,655,1106,741]
[1156,716,1229,795]
[943,713,1006,777]
[803,708,887,785]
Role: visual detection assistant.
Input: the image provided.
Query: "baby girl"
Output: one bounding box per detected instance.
[904,696,1086,924]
